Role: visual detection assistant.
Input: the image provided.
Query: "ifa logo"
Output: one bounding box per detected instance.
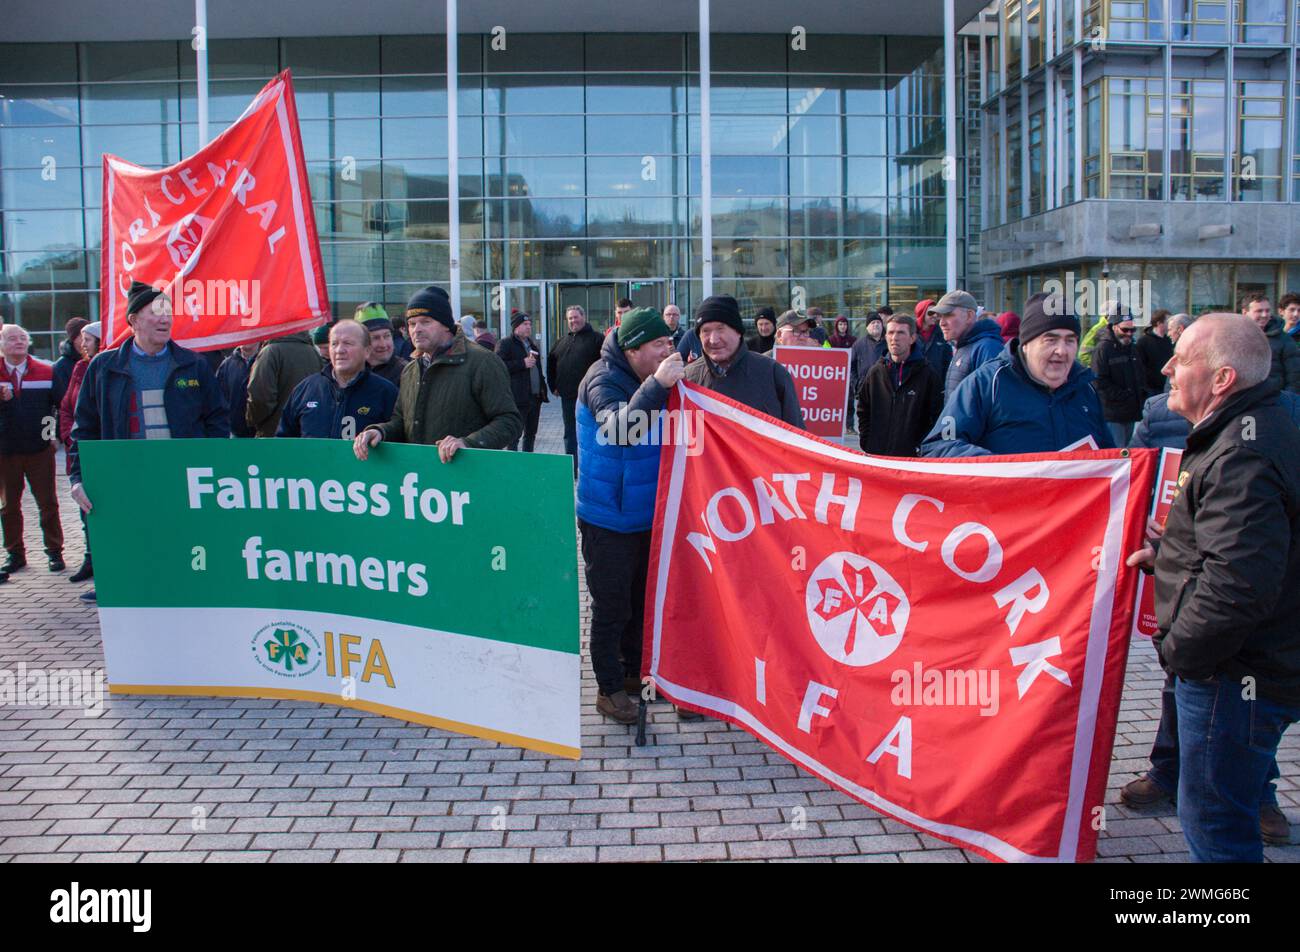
[166,212,214,274]
[805,552,909,667]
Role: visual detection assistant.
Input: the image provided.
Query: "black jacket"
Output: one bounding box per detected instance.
[1091,324,1146,423]
[497,333,550,407]
[856,346,944,457]
[216,350,256,438]
[1135,329,1173,397]
[1153,382,1300,704]
[52,339,79,408]
[547,324,603,400]
[745,332,775,355]
[369,354,408,389]
[682,341,805,429]
[1263,317,1300,394]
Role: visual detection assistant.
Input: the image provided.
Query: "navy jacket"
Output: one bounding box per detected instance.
[917,328,952,383]
[943,317,1004,397]
[576,331,671,533]
[70,341,229,482]
[216,350,256,438]
[1129,392,1190,451]
[920,340,1114,457]
[276,366,398,439]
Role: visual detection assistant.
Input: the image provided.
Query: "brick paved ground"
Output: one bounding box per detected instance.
[2,400,1297,863]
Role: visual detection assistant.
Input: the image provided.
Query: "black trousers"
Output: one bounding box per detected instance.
[510,397,543,452]
[579,519,650,696]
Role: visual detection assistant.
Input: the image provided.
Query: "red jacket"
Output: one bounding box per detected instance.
[59,357,89,474]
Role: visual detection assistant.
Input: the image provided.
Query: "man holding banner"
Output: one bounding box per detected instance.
[277,319,397,440]
[1126,314,1300,861]
[352,286,520,465]
[70,282,229,514]
[683,294,804,429]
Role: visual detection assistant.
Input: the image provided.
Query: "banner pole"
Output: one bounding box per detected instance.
[194,0,210,149]
[446,0,462,321]
[698,0,713,300]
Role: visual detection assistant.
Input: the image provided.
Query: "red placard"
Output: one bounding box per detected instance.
[101,70,329,351]
[1132,447,1185,638]
[646,382,1157,862]
[774,345,852,439]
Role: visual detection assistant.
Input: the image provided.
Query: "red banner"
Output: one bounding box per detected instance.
[1132,448,1184,638]
[774,345,851,439]
[101,70,329,351]
[646,382,1156,862]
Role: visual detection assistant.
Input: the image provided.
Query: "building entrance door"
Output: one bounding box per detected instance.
[497,280,549,368]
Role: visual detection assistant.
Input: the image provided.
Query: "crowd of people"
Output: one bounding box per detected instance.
[1,277,1297,863]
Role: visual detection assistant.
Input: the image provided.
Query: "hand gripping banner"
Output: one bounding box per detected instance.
[646,382,1156,862]
[101,70,329,351]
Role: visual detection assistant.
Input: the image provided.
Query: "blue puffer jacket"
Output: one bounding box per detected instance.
[276,365,397,439]
[1130,392,1190,451]
[576,331,671,533]
[920,340,1115,457]
[944,317,1005,397]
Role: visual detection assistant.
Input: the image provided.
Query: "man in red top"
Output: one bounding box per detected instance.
[0,324,64,583]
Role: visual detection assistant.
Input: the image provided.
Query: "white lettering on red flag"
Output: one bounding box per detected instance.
[101,70,329,351]
[1132,447,1183,638]
[647,382,1157,862]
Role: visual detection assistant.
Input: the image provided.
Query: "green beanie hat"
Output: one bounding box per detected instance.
[616,306,671,351]
[312,324,332,345]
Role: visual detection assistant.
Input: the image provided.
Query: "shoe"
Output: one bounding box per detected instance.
[675,705,704,721]
[596,690,639,724]
[1119,774,1172,808]
[78,589,97,603]
[0,569,8,584]
[49,556,65,572]
[1,554,26,574]
[1260,804,1291,845]
[69,558,93,583]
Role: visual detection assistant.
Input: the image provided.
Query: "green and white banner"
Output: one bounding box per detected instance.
[80,439,580,758]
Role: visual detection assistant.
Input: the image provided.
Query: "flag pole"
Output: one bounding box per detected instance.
[446,0,462,321]
[195,0,210,150]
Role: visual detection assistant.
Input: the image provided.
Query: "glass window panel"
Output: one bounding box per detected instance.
[3,209,84,252]
[712,238,788,278]
[180,80,273,123]
[585,34,684,72]
[846,157,888,195]
[790,157,842,196]
[80,42,179,82]
[587,197,680,236]
[496,240,586,280]
[785,82,845,118]
[687,156,787,196]
[293,78,381,120]
[484,75,585,114]
[382,116,482,159]
[80,84,180,125]
[587,155,676,197]
[1144,262,1188,314]
[845,116,888,155]
[687,77,787,113]
[4,249,87,289]
[843,82,889,116]
[0,44,78,84]
[0,86,79,125]
[888,238,946,278]
[586,115,679,155]
[890,157,948,197]
[707,197,787,237]
[887,197,948,236]
[383,241,453,284]
[790,238,886,278]
[791,198,884,237]
[887,37,943,76]
[484,34,584,72]
[789,36,884,74]
[178,38,279,80]
[688,35,787,73]
[280,37,379,77]
[485,116,584,155]
[81,124,180,167]
[688,114,789,154]
[306,160,382,203]
[298,118,382,162]
[386,159,482,199]
[2,166,83,209]
[585,77,679,114]
[485,156,583,197]
[0,125,78,167]
[380,76,480,118]
[890,115,944,156]
[487,198,585,239]
[381,35,482,75]
[318,240,384,286]
[786,116,842,156]
[0,291,94,351]
[1189,262,1232,313]
[315,201,381,241]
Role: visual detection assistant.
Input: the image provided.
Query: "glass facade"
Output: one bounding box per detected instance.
[0,32,964,357]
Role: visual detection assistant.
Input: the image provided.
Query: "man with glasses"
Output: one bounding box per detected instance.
[1091,306,1146,447]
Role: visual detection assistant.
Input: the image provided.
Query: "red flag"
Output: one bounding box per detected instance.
[773,344,851,439]
[646,382,1156,862]
[101,70,329,351]
[1132,447,1184,638]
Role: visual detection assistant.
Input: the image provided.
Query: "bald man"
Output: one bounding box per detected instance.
[1127,314,1300,862]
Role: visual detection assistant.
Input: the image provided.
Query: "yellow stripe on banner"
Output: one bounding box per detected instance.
[109,683,580,760]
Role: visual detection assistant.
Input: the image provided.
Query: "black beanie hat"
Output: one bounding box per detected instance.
[510,312,532,330]
[1018,293,1080,345]
[695,294,744,335]
[126,280,165,317]
[405,286,455,331]
[754,306,776,323]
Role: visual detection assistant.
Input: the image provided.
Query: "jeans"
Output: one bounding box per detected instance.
[578,519,650,696]
[561,395,578,474]
[1175,675,1300,862]
[1147,672,1279,806]
[1107,420,1135,447]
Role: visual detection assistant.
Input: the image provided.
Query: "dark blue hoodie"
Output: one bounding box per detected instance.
[944,317,1005,397]
[276,365,397,439]
[921,340,1114,457]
